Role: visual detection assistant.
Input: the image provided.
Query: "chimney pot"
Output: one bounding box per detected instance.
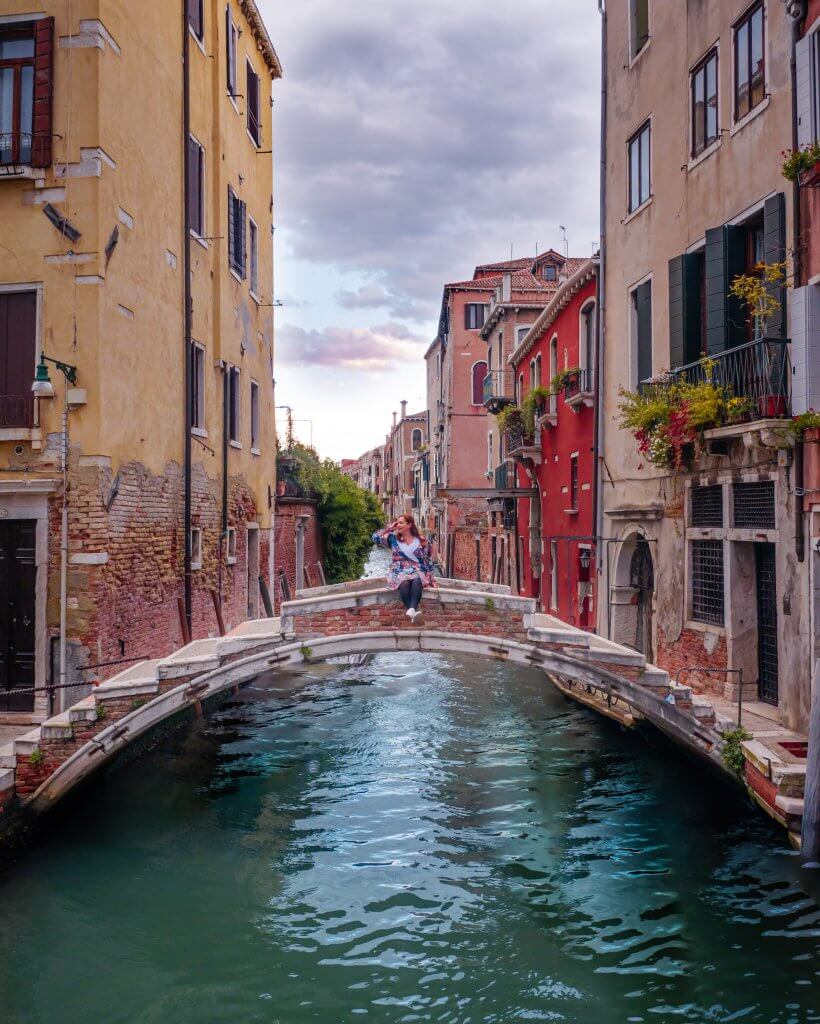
[502,273,512,302]
[400,399,408,419]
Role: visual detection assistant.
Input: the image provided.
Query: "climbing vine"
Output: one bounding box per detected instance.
[721,726,752,777]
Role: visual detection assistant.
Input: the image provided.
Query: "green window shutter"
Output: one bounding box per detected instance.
[635,280,652,384]
[669,254,703,370]
[725,225,747,348]
[705,225,746,353]
[764,192,786,338]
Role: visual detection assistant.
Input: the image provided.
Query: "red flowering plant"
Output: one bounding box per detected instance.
[618,361,750,472]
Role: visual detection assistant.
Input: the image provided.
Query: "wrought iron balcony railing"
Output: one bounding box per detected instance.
[483,370,515,413]
[564,368,595,404]
[658,338,792,420]
[0,131,33,168]
[0,395,35,429]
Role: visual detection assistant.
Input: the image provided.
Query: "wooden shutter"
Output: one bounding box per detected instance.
[797,35,814,148]
[227,187,236,271]
[705,225,746,354]
[225,5,235,94]
[239,199,247,278]
[668,253,702,370]
[31,17,54,168]
[635,280,652,384]
[0,292,37,427]
[464,303,471,330]
[764,192,786,339]
[186,138,199,235]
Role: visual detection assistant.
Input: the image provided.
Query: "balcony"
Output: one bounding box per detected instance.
[0,395,35,429]
[0,132,34,178]
[506,429,540,460]
[483,371,515,414]
[654,338,791,419]
[564,368,595,410]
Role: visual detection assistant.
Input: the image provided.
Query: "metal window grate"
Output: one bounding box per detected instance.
[733,480,775,530]
[690,485,723,528]
[691,540,724,626]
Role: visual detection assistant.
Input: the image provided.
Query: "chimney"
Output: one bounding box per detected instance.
[502,272,511,302]
[400,399,407,420]
[392,411,397,428]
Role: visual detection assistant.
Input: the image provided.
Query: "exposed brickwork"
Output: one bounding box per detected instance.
[273,498,322,608]
[656,625,728,695]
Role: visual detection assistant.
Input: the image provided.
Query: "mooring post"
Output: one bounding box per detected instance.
[802,659,820,861]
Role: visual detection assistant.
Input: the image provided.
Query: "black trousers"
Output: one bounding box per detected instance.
[398,577,423,610]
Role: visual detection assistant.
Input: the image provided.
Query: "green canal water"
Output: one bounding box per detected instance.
[1,652,819,1024]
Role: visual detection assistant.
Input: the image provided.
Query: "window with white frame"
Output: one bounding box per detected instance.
[580,301,595,373]
[249,217,259,297]
[628,120,651,213]
[691,48,718,157]
[226,4,238,97]
[246,59,261,145]
[516,325,529,346]
[535,354,542,389]
[630,0,649,60]
[411,427,423,451]
[190,342,205,431]
[228,186,246,278]
[549,337,558,414]
[464,303,486,330]
[228,365,241,443]
[250,379,260,451]
[733,2,765,123]
[191,527,203,569]
[187,136,205,237]
[188,0,204,40]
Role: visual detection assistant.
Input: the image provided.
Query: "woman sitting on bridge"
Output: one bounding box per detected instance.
[372,515,437,626]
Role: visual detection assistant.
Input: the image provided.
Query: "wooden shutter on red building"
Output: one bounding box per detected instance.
[31,17,54,168]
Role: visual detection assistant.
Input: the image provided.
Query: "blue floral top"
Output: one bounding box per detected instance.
[372,527,437,591]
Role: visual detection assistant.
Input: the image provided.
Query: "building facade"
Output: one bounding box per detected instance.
[510,260,598,626]
[599,0,803,728]
[0,1,281,720]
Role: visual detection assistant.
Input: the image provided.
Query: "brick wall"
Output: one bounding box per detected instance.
[656,625,728,695]
[273,498,322,608]
[50,451,267,687]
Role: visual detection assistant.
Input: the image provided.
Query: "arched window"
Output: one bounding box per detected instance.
[487,430,493,474]
[529,359,536,389]
[580,301,596,373]
[411,428,423,451]
[535,354,542,389]
[471,360,488,406]
[518,373,524,404]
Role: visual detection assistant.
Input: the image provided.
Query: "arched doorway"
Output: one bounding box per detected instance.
[610,531,655,660]
[629,538,654,659]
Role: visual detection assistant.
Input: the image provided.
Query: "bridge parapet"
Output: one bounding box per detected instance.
[295,577,512,600]
[281,585,537,643]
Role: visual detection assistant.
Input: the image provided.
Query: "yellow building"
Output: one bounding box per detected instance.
[0,1,281,723]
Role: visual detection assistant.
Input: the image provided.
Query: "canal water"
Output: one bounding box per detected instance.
[1,560,819,1022]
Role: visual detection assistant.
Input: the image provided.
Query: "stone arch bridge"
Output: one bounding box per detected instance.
[0,578,729,835]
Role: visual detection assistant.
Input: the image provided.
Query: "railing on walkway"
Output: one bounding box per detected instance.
[642,338,791,419]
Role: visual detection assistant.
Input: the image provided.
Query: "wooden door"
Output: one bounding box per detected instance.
[0,519,36,711]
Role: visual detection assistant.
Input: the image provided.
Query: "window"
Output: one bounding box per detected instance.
[518,372,524,404]
[529,359,536,390]
[187,136,205,237]
[569,455,579,511]
[628,121,651,213]
[250,379,260,451]
[228,365,241,443]
[630,0,649,60]
[226,4,238,97]
[0,289,37,428]
[734,2,765,122]
[691,539,724,625]
[691,49,718,157]
[411,428,423,451]
[249,217,259,296]
[535,354,542,389]
[471,360,487,405]
[690,485,723,528]
[191,527,203,570]
[580,302,595,372]
[630,279,652,387]
[487,431,493,474]
[226,526,237,563]
[464,303,486,330]
[516,325,529,346]
[0,24,35,166]
[246,60,261,145]
[544,265,557,282]
[228,186,246,278]
[549,337,558,414]
[188,0,204,40]
[733,480,775,529]
[190,342,205,431]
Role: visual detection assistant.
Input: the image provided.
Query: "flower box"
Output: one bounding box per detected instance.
[799,159,820,189]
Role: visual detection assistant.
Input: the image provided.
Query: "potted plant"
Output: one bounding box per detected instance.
[792,411,820,497]
[782,143,820,187]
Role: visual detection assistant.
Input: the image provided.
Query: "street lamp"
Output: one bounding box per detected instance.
[31,351,79,714]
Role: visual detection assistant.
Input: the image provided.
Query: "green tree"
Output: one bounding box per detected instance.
[280,444,384,583]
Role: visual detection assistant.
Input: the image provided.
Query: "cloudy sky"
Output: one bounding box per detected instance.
[259,0,602,461]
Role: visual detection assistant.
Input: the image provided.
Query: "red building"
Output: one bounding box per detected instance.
[510,258,598,628]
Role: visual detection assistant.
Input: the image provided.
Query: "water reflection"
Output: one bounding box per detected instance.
[0,651,818,1024]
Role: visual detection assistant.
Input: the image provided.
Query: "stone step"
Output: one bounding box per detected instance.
[40,712,74,741]
[639,666,670,692]
[96,659,162,699]
[0,743,16,770]
[157,640,220,681]
[776,794,804,818]
[68,696,98,723]
[13,728,42,756]
[0,767,14,793]
[217,618,282,658]
[691,696,717,723]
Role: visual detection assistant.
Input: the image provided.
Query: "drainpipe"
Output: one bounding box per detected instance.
[181,2,193,635]
[217,363,229,607]
[594,0,608,632]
